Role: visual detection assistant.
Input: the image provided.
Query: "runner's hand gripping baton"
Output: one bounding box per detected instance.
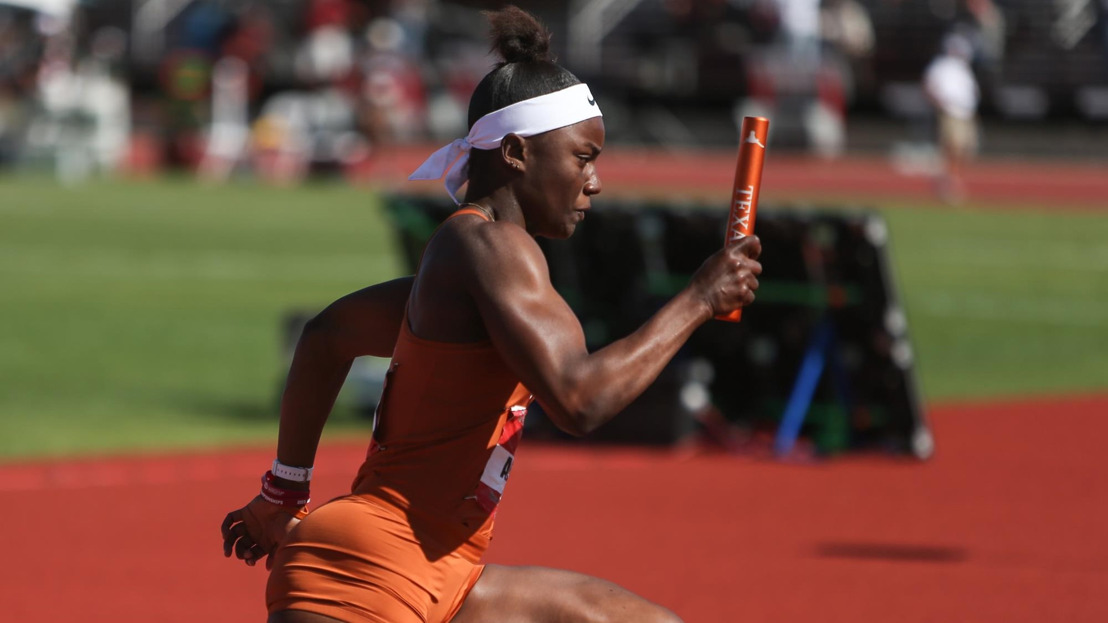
[717,116,770,322]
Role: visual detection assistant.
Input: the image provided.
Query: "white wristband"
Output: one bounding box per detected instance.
[272,460,313,483]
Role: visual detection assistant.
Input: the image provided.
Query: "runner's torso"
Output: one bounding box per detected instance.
[352,208,532,560]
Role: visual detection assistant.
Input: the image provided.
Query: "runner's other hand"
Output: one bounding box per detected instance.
[689,235,762,317]
[221,495,308,569]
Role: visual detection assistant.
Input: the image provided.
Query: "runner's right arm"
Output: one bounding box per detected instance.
[222,276,413,567]
[275,276,413,470]
[464,224,760,436]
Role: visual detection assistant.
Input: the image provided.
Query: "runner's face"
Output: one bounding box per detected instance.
[518,117,604,239]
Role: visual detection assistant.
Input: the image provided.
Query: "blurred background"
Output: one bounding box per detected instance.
[3,0,1108,176]
[0,0,1106,460]
[2,2,1108,622]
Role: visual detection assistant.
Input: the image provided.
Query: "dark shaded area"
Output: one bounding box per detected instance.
[814,541,969,564]
[383,194,929,457]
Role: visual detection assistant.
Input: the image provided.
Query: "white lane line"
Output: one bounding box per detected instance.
[913,238,1108,272]
[916,291,1108,327]
[0,243,385,282]
[0,458,260,492]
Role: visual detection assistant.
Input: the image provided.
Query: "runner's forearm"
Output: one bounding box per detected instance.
[551,288,711,435]
[275,319,354,470]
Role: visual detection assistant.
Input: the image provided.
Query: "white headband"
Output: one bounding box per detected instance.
[408,83,602,202]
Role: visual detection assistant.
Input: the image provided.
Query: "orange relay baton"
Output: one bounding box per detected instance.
[717,116,769,323]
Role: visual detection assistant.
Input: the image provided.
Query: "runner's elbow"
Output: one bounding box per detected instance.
[541,396,610,437]
[301,312,333,343]
[298,311,346,359]
[548,413,600,438]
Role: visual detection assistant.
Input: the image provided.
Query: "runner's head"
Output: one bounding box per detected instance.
[409,6,604,238]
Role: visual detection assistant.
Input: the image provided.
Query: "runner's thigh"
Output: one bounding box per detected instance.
[451,564,682,623]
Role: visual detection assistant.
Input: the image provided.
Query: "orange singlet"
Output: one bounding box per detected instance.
[267,209,533,623]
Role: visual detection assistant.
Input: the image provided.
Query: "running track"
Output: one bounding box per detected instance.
[355,145,1108,209]
[5,152,1105,620]
[2,395,1106,622]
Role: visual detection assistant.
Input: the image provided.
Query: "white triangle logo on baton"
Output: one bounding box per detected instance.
[745,131,765,149]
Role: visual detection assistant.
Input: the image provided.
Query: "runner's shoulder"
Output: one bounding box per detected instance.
[453,218,544,266]
[439,219,548,292]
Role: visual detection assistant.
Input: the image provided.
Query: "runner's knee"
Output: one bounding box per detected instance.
[462,565,682,623]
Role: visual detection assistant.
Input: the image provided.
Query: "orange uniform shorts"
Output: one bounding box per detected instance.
[266,495,484,623]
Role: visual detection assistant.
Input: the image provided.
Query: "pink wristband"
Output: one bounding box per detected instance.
[260,471,310,507]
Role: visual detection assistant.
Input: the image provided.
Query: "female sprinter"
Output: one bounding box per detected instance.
[222,6,761,622]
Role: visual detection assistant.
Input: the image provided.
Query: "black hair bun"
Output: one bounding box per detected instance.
[486,5,553,64]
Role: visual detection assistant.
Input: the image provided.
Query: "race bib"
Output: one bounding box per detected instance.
[473,405,527,513]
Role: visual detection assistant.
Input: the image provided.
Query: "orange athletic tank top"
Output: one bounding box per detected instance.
[351,208,532,561]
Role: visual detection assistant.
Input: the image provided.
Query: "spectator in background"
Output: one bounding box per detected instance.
[923,32,979,204]
[80,27,131,177]
[0,9,43,166]
[774,0,822,69]
[220,1,276,95]
[295,0,355,87]
[965,0,1005,93]
[1100,0,1108,79]
[357,16,427,146]
[820,0,875,99]
[814,0,876,157]
[247,0,371,184]
[31,14,130,183]
[198,2,277,182]
[199,55,251,182]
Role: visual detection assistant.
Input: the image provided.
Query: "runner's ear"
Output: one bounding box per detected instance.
[501,134,526,170]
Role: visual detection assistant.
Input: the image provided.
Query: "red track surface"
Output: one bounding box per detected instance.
[4,150,1103,619]
[3,395,1106,622]
[356,145,1108,209]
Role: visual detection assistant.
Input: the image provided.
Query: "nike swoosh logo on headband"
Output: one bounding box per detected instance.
[587,96,596,106]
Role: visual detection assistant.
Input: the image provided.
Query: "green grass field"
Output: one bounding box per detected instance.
[0,176,403,460]
[2,176,1106,460]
